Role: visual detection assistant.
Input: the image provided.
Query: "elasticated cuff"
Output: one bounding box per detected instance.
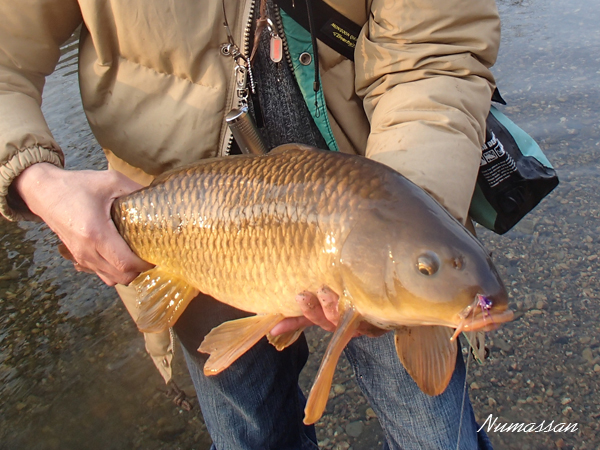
[0,145,64,221]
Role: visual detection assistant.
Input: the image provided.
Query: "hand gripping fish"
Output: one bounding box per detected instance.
[110,145,513,424]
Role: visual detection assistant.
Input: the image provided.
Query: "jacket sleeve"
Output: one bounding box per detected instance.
[355,0,500,223]
[0,0,82,221]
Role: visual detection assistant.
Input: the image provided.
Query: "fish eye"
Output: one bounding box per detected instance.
[417,252,440,276]
[452,256,465,270]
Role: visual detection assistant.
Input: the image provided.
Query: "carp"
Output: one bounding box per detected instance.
[110,145,513,424]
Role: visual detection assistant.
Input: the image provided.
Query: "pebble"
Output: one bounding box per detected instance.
[582,348,594,363]
[365,408,377,419]
[318,439,331,447]
[535,300,547,310]
[333,384,346,396]
[494,338,512,352]
[345,421,364,438]
[0,269,21,281]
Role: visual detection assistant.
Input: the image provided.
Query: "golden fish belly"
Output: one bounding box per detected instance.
[111,148,376,316]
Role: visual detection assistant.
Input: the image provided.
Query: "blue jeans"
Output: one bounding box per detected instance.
[181,331,493,450]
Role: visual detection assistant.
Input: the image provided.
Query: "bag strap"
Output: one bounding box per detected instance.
[276,0,361,61]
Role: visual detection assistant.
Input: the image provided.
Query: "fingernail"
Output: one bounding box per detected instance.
[296,292,309,302]
[318,285,330,295]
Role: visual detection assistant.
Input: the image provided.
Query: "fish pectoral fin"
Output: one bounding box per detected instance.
[199,314,285,376]
[304,303,362,425]
[267,327,306,351]
[131,267,199,333]
[394,325,457,396]
[463,331,487,365]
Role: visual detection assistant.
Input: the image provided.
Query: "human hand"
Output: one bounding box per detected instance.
[13,163,153,286]
[270,286,388,338]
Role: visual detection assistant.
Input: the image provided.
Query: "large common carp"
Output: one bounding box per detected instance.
[110,145,513,424]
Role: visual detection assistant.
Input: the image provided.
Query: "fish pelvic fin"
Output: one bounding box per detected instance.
[394,325,457,396]
[57,243,95,274]
[267,328,306,351]
[131,267,199,333]
[304,303,362,425]
[199,314,285,376]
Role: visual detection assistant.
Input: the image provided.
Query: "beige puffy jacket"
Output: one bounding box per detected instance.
[0,0,500,382]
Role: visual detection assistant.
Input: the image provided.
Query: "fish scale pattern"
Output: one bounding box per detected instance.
[112,148,390,316]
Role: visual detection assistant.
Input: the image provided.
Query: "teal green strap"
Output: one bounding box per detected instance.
[280,10,339,151]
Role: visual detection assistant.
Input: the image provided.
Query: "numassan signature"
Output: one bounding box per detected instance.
[478,414,578,433]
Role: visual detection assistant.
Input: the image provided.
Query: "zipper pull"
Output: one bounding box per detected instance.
[270,34,283,63]
[266,18,283,63]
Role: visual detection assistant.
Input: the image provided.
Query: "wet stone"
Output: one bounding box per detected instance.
[365,408,377,419]
[493,338,512,353]
[333,384,346,396]
[346,421,364,438]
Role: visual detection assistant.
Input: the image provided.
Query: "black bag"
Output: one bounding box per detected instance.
[469,105,559,234]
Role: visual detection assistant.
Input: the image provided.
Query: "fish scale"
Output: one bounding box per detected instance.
[112,147,361,316]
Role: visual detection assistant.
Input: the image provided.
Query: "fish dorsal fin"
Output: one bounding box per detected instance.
[269,143,317,155]
[394,325,457,396]
[304,302,362,425]
[131,267,200,333]
[267,328,306,351]
[463,330,487,365]
[199,314,285,375]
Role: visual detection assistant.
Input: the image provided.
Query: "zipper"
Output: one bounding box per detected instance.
[272,2,295,75]
[219,0,259,157]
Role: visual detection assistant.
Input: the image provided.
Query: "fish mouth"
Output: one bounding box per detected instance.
[450,294,514,341]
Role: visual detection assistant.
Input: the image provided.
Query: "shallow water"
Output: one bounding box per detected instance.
[1,0,599,448]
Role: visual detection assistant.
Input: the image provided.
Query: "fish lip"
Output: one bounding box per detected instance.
[450,294,514,341]
[459,308,514,331]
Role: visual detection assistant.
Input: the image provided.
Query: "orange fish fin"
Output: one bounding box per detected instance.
[57,242,95,274]
[463,331,487,365]
[304,304,362,425]
[131,267,199,333]
[394,325,457,396]
[199,314,285,376]
[267,327,306,351]
[57,242,74,261]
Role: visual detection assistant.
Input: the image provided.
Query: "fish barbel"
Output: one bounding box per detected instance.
[111,145,513,424]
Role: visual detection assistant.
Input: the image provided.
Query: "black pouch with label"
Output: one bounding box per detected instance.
[469,105,559,234]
